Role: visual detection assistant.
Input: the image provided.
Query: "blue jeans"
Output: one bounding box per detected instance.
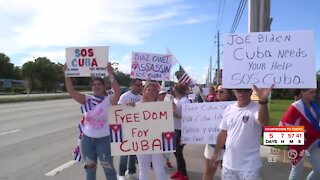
[80,135,117,180]
[289,144,320,180]
[119,155,137,176]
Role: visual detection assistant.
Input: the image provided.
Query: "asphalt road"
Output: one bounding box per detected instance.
[0,99,312,180]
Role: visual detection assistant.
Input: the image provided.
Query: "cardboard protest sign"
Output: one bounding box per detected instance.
[202,88,210,97]
[181,101,235,144]
[223,30,316,88]
[65,46,109,77]
[130,52,173,81]
[109,101,175,156]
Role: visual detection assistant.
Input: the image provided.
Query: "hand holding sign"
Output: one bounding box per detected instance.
[253,84,274,102]
[107,62,113,75]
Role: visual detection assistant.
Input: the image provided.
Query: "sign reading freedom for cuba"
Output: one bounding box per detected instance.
[223,30,316,88]
[181,101,235,144]
[109,101,175,156]
[65,46,109,77]
[130,52,173,81]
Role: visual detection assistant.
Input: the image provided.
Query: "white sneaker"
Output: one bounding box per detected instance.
[118,175,126,180]
[127,173,139,179]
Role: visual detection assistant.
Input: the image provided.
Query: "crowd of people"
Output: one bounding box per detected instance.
[65,64,320,180]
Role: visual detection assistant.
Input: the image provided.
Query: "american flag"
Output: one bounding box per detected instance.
[178,66,192,84]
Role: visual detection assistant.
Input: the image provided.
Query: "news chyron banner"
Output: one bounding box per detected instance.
[263,126,304,145]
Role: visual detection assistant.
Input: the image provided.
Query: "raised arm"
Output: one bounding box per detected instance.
[64,65,86,104]
[108,62,121,105]
[253,84,274,126]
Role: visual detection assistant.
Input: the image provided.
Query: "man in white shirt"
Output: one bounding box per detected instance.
[118,79,142,180]
[211,85,273,180]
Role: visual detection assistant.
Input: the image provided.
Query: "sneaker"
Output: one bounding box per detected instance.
[127,173,139,179]
[118,175,126,180]
[177,176,189,180]
[170,171,182,179]
[166,162,174,169]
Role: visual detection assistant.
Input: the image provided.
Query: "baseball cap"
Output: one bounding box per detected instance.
[159,89,167,94]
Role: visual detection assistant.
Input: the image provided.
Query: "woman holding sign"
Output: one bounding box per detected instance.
[203,85,236,180]
[137,81,168,180]
[65,62,120,180]
[281,89,320,180]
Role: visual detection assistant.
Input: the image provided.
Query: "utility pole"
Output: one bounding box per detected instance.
[248,0,271,102]
[216,31,221,85]
[248,0,271,32]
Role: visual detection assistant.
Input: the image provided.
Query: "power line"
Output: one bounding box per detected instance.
[230,0,247,33]
[217,0,226,31]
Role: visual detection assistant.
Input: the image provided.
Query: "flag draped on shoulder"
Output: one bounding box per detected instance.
[281,99,320,166]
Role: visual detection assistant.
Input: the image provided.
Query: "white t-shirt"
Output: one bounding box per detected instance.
[174,96,191,130]
[118,91,141,105]
[82,95,111,138]
[220,101,261,171]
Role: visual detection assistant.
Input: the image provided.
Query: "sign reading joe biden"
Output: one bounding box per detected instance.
[222,30,316,88]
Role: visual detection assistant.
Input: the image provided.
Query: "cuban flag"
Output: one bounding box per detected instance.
[281,99,320,166]
[110,124,123,143]
[73,118,84,162]
[162,132,176,151]
[81,96,104,114]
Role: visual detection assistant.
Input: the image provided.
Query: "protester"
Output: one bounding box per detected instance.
[210,85,273,180]
[65,62,120,180]
[206,86,217,102]
[136,81,168,180]
[171,83,191,180]
[158,89,174,169]
[117,79,142,180]
[281,89,320,180]
[203,85,236,180]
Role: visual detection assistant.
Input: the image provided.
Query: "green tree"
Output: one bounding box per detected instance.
[33,57,59,92]
[13,66,22,80]
[21,61,37,91]
[0,53,15,79]
[116,72,131,87]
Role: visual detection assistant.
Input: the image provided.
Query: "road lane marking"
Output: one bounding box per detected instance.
[0,129,21,136]
[45,160,77,176]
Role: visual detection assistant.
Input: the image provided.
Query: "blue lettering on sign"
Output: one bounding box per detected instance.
[75,49,81,57]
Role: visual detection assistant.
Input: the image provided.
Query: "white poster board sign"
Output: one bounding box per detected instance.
[65,46,109,77]
[109,101,175,156]
[130,52,173,81]
[223,30,316,88]
[202,88,210,96]
[181,101,235,144]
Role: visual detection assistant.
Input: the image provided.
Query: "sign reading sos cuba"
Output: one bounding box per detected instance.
[65,46,109,77]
